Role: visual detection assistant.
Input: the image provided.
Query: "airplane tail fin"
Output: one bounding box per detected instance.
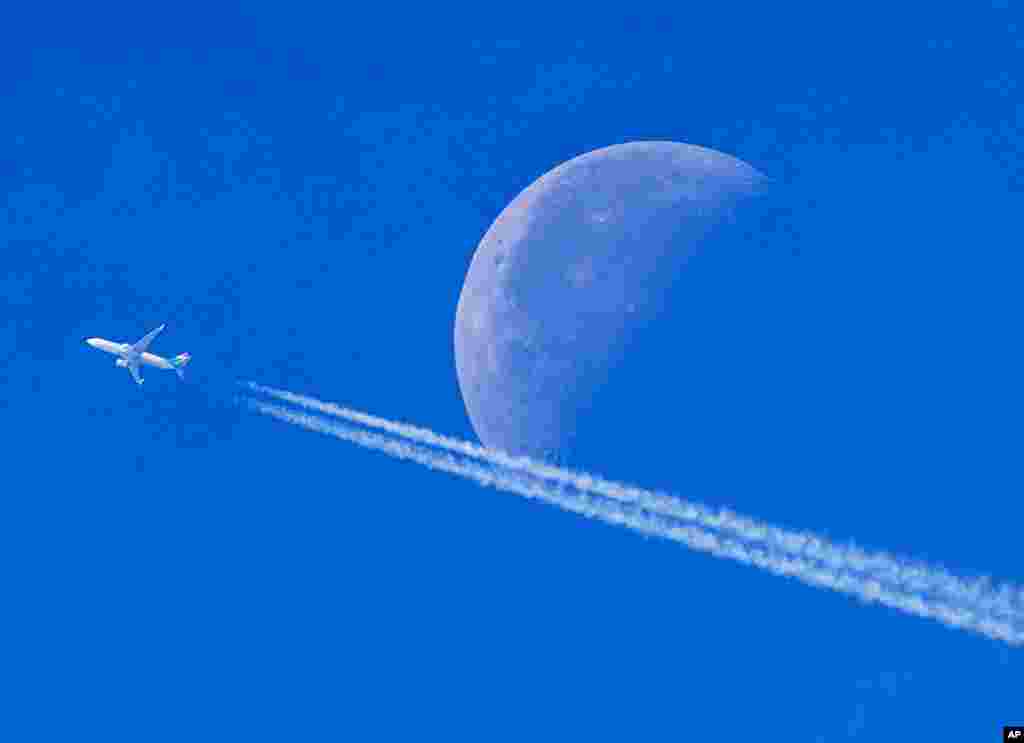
[171,352,192,380]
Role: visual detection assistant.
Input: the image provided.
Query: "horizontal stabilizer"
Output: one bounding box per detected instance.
[171,352,191,380]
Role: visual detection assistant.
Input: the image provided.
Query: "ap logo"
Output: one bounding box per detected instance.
[1005,727,1024,741]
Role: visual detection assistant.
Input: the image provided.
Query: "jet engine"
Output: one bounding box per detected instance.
[116,358,128,368]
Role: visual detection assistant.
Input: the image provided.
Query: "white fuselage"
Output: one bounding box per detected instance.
[85,338,174,370]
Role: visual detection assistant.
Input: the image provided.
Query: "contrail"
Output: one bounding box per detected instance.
[243,396,1024,647]
[244,382,1024,622]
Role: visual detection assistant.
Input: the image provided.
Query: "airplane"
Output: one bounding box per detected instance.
[85,324,191,386]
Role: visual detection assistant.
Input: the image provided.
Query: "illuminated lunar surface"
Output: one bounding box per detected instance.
[455,141,778,472]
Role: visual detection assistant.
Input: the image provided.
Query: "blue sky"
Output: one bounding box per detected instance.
[3,2,1021,740]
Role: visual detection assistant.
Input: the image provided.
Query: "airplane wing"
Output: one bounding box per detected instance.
[131,324,166,354]
[128,362,144,385]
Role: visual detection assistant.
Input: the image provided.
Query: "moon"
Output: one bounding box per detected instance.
[455,141,784,478]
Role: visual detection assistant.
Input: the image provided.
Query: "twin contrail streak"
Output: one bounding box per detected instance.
[245,382,1023,621]
[242,387,1024,647]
